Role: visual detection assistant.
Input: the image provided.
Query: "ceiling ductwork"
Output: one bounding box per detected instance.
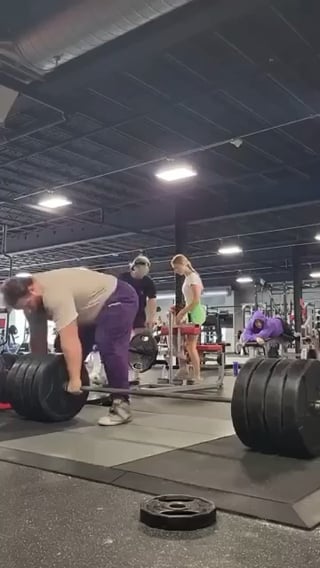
[0,0,192,83]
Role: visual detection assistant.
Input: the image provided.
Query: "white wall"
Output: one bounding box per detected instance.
[8,310,27,345]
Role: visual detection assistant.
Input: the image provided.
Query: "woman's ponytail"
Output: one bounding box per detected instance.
[171,254,196,272]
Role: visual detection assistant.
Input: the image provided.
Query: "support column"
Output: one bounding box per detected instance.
[174,202,188,308]
[283,282,288,322]
[233,284,255,347]
[292,247,303,352]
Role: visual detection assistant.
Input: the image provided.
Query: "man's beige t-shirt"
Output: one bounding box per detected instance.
[34,268,117,331]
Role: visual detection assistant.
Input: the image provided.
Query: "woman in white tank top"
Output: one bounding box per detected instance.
[170,254,206,383]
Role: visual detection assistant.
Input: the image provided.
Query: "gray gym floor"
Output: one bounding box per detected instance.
[2,463,320,568]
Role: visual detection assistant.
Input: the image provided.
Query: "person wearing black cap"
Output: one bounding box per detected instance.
[119,255,157,333]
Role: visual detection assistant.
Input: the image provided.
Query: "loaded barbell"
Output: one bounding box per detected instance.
[0,352,319,460]
[4,353,89,422]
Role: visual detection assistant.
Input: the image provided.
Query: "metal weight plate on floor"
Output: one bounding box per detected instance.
[7,354,89,422]
[129,331,158,373]
[140,495,216,531]
[231,358,264,449]
[246,358,284,452]
[264,359,291,453]
[281,360,320,458]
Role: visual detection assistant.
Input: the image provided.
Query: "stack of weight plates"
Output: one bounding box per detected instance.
[231,358,320,459]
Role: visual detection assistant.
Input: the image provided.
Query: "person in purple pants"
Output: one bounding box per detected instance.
[1,268,138,426]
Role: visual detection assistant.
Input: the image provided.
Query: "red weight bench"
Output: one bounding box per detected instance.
[197,343,229,373]
[197,344,223,353]
[0,403,11,410]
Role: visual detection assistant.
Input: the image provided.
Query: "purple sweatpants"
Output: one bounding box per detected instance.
[78,280,138,393]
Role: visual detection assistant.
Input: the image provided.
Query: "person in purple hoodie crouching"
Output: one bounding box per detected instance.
[242,310,294,357]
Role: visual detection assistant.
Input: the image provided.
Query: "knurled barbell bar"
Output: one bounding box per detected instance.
[0,352,319,460]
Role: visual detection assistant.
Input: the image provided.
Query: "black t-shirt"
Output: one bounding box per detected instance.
[119,272,156,325]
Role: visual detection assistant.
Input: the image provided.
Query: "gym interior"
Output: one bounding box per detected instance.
[1,1,320,566]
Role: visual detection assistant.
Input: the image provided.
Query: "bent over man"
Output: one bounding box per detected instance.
[1,268,138,426]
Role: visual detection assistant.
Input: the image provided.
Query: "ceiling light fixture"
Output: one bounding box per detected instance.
[218,245,243,255]
[236,276,253,284]
[38,195,72,209]
[310,271,320,279]
[315,234,320,241]
[16,272,31,278]
[155,165,197,182]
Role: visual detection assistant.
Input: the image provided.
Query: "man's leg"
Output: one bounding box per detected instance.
[96,282,138,426]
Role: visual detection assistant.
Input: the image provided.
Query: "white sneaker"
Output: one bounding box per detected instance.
[98,399,132,426]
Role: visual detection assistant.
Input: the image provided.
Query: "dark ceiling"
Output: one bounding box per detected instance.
[1,0,320,289]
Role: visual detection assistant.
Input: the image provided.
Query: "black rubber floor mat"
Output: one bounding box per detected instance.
[1,431,320,529]
[0,410,88,441]
[116,436,320,529]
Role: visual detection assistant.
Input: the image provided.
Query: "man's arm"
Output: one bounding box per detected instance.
[48,294,83,392]
[59,321,83,390]
[24,310,48,354]
[145,279,157,327]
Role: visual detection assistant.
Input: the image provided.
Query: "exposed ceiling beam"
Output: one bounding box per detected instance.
[5,199,175,254]
[0,0,263,115]
[5,177,320,254]
[35,0,263,91]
